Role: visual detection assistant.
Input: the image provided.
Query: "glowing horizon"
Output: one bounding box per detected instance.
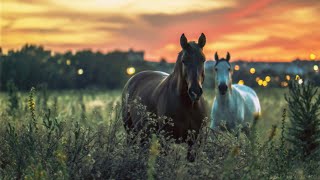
[1,0,320,62]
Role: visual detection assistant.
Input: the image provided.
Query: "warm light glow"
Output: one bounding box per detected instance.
[286,75,291,81]
[238,80,244,85]
[255,77,260,82]
[281,81,288,87]
[265,76,271,82]
[3,0,320,62]
[314,65,319,71]
[295,75,300,80]
[234,65,240,71]
[66,59,71,65]
[298,79,303,84]
[126,67,136,75]
[249,68,256,74]
[258,79,263,86]
[310,53,316,60]
[262,81,268,87]
[77,68,84,75]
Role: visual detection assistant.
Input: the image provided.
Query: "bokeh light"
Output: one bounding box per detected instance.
[295,75,300,80]
[258,79,263,86]
[249,68,256,74]
[314,65,319,71]
[238,80,244,85]
[234,65,240,71]
[298,79,303,84]
[265,76,271,82]
[262,81,268,87]
[286,75,291,81]
[281,81,288,87]
[255,77,260,82]
[126,67,136,75]
[77,68,84,75]
[66,59,71,65]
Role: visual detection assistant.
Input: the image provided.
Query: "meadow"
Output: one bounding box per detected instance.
[0,87,319,179]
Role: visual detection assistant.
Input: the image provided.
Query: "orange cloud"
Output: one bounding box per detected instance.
[1,0,320,62]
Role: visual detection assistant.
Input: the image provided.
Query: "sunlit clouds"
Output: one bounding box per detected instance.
[1,0,320,62]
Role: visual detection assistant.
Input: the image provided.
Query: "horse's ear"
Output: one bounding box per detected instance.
[180,33,189,50]
[198,33,206,48]
[226,52,230,61]
[214,52,219,61]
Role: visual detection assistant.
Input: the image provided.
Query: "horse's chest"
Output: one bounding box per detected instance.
[216,101,241,121]
[157,99,205,138]
[175,107,204,133]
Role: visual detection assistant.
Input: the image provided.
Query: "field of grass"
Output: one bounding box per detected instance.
[0,87,319,179]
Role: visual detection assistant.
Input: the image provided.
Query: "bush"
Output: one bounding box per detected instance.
[0,87,320,179]
[285,81,320,159]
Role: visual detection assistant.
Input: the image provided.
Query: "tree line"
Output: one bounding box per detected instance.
[0,44,168,91]
[1,44,318,91]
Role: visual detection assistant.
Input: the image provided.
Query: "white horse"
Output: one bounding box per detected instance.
[210,52,261,130]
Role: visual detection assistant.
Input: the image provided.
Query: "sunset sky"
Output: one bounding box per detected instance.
[1,0,320,62]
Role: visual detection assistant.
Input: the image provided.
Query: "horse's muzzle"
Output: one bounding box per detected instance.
[188,87,203,101]
[218,84,228,95]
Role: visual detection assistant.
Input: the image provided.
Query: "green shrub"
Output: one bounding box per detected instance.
[285,81,320,159]
[6,80,19,115]
[0,88,319,179]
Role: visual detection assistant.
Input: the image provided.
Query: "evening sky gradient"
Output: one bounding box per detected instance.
[1,0,319,62]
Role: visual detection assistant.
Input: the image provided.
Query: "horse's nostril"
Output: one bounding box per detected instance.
[191,91,197,97]
[188,88,202,101]
[218,84,228,92]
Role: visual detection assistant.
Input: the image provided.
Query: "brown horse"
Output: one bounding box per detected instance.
[121,33,208,161]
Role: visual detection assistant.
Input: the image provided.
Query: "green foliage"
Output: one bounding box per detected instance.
[0,88,320,179]
[37,83,49,111]
[6,80,19,115]
[285,81,320,159]
[0,45,172,90]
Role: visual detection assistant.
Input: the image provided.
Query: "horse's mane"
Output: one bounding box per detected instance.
[172,52,183,76]
[172,41,200,76]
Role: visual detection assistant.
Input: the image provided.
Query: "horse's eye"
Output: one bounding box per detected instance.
[228,68,231,71]
[215,68,218,71]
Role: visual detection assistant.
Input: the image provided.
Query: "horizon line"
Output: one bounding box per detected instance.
[0,44,317,63]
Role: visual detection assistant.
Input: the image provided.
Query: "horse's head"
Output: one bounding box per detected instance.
[180,33,206,102]
[214,52,232,95]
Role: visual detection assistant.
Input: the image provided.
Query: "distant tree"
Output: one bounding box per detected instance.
[160,58,167,65]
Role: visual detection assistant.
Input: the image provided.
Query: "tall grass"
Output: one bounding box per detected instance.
[0,86,319,179]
